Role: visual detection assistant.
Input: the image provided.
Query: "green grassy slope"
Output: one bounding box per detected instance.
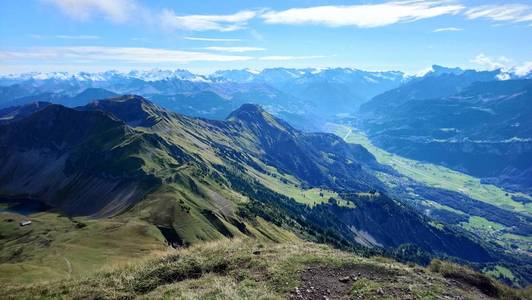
[0,211,166,285]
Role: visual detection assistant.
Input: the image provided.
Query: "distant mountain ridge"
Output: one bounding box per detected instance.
[2,65,528,130]
[0,67,407,129]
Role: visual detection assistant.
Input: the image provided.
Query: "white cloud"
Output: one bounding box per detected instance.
[471,54,532,78]
[471,53,510,70]
[259,55,325,61]
[28,34,101,40]
[160,10,256,31]
[261,1,464,28]
[131,37,150,42]
[44,0,140,22]
[185,37,241,42]
[203,46,265,53]
[465,4,532,24]
[0,46,252,63]
[515,62,532,77]
[433,27,462,32]
[55,35,100,39]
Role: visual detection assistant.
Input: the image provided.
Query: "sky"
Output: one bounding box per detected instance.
[0,0,531,74]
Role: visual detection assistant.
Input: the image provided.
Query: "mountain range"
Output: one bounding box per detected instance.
[0,95,505,260]
[1,66,532,292]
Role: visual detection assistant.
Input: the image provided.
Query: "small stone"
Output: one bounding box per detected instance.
[339,276,350,283]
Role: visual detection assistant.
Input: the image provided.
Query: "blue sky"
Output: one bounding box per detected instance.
[0,0,531,74]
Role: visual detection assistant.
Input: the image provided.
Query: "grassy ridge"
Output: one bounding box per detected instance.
[3,238,528,299]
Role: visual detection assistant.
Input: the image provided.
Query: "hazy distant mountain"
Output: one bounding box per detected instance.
[0,67,408,128]
[0,88,117,109]
[212,67,407,113]
[359,67,501,114]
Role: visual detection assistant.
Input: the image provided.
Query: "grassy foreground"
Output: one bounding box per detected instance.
[3,238,530,299]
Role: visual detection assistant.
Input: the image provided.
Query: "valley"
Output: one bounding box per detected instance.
[327,124,532,275]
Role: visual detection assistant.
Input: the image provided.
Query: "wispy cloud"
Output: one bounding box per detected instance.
[185,37,241,42]
[433,27,462,32]
[28,34,101,40]
[55,35,100,39]
[131,37,150,42]
[44,0,141,22]
[203,46,265,53]
[160,10,256,31]
[465,4,532,24]
[259,55,325,61]
[0,46,252,63]
[261,1,464,28]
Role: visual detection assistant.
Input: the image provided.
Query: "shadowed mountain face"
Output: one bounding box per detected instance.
[0,105,161,216]
[0,95,498,264]
[79,95,162,127]
[226,104,382,191]
[360,79,532,193]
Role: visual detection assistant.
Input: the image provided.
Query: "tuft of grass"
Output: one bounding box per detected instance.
[350,278,379,297]
[428,259,526,299]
